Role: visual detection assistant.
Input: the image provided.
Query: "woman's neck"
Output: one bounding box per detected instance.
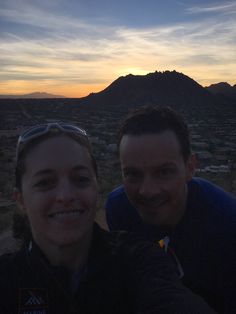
[36,228,93,272]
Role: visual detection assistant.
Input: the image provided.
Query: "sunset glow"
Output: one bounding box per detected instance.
[0,0,235,97]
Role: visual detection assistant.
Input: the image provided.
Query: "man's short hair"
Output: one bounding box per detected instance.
[118,105,191,162]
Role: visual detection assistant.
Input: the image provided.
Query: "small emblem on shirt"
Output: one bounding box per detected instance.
[18,288,48,314]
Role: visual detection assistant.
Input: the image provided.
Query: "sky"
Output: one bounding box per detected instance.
[0,0,236,97]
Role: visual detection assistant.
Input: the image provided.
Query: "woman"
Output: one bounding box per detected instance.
[0,122,215,314]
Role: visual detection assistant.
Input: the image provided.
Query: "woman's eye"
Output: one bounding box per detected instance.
[73,176,91,187]
[34,178,55,189]
[159,168,175,177]
[161,169,170,175]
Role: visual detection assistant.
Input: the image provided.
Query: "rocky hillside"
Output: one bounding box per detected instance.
[206,82,236,101]
[81,70,217,108]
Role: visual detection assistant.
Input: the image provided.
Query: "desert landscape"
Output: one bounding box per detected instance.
[0,71,236,255]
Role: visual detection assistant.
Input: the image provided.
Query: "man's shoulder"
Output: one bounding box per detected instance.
[189,177,236,206]
[108,185,126,199]
[106,185,131,208]
[188,177,236,233]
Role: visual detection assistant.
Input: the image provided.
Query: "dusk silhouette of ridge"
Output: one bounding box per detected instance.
[81,70,235,107]
[0,91,65,99]
[0,71,235,104]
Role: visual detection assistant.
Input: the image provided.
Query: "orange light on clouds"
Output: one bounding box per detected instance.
[0,1,236,97]
[55,83,108,98]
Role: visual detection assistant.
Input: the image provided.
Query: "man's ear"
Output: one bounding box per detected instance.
[186,153,196,181]
[12,188,26,215]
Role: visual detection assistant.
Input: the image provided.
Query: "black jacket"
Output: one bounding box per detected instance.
[0,224,215,314]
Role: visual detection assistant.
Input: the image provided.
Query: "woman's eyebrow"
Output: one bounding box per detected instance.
[32,165,91,178]
[33,169,54,177]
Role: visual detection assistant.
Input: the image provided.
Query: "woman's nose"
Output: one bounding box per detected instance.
[55,180,76,204]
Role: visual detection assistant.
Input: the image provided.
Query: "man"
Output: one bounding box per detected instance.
[105,106,236,314]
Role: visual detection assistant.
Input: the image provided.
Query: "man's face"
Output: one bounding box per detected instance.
[119,131,195,227]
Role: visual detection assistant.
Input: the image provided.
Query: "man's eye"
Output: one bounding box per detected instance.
[123,171,140,181]
[124,171,135,178]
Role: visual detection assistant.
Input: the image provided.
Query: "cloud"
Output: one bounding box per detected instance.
[186,1,236,14]
[0,0,114,41]
[0,0,235,96]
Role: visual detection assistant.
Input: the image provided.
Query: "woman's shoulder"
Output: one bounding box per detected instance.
[0,249,26,278]
[0,251,18,267]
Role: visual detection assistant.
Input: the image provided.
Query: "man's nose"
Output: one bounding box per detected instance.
[138,176,161,199]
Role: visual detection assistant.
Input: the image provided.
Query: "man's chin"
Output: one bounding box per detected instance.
[143,216,166,226]
[138,206,171,227]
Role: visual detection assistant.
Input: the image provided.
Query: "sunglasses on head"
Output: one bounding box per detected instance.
[16,122,88,161]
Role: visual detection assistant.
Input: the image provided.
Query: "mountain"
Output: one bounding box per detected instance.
[0,72,234,105]
[206,82,236,101]
[0,92,66,99]
[80,70,217,109]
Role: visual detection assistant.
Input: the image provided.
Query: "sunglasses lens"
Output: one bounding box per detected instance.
[16,123,87,161]
[59,124,87,136]
[21,125,48,142]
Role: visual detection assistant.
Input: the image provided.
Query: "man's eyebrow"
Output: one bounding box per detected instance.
[72,165,90,172]
[123,162,175,169]
[122,166,138,171]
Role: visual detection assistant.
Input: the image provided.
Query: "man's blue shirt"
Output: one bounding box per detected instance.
[105,177,236,314]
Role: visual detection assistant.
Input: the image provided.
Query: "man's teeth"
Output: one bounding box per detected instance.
[49,209,85,218]
[154,199,167,206]
[140,199,167,207]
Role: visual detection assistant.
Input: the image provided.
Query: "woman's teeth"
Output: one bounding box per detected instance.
[49,209,85,218]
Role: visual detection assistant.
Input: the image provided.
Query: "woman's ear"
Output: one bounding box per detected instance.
[186,153,197,181]
[12,188,26,215]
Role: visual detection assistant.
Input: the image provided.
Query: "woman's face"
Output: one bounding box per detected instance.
[15,135,98,249]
